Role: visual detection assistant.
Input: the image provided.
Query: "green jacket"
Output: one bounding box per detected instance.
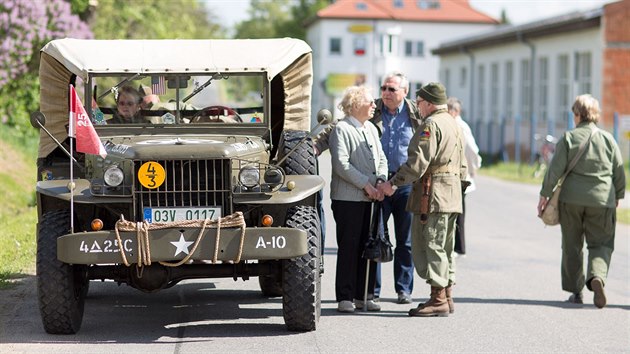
[390,109,467,214]
[540,122,625,208]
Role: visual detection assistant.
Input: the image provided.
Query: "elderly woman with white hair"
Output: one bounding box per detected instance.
[538,94,625,308]
[330,85,388,313]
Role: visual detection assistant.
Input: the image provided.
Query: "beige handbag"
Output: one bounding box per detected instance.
[541,127,597,226]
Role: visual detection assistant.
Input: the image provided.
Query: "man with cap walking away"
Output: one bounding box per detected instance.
[379,82,467,317]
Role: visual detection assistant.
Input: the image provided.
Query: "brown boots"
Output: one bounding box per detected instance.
[445,285,454,314]
[408,286,449,317]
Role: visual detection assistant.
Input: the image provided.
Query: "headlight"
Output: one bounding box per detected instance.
[264,167,283,187]
[104,166,124,186]
[239,166,260,188]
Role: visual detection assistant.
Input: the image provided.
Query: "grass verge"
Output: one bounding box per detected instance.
[0,128,37,288]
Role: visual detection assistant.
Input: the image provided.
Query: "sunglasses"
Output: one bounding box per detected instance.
[380,86,400,93]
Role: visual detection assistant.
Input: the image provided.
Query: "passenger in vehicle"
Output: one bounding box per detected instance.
[110,85,145,124]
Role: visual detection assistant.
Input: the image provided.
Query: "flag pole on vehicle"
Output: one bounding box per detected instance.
[68,84,108,231]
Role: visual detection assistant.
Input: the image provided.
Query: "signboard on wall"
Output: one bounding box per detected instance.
[325,73,366,96]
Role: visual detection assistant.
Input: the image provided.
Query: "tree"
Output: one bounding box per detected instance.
[234,0,291,39]
[90,0,224,39]
[500,9,510,25]
[276,0,329,40]
[0,0,92,135]
[234,0,329,40]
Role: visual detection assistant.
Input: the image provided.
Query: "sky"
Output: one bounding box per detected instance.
[202,0,614,32]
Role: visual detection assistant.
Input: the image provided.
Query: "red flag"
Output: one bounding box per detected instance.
[69,85,107,158]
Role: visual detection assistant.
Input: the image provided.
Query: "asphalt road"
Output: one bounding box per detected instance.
[1,151,629,353]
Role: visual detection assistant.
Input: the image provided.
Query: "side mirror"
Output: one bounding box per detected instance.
[316,109,333,125]
[30,111,46,129]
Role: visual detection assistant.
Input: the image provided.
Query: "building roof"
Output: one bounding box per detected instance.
[313,0,498,24]
[433,7,603,55]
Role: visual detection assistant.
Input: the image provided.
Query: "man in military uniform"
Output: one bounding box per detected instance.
[379,82,467,317]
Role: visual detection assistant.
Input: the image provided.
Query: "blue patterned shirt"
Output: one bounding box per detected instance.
[380,101,414,172]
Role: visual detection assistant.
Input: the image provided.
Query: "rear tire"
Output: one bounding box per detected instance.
[282,205,321,331]
[37,210,88,334]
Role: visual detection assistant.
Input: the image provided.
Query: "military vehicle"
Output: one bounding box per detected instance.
[32,38,328,334]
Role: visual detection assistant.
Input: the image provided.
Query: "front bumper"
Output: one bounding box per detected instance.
[57,226,307,264]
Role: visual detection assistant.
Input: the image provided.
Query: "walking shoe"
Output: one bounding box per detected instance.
[567,293,583,304]
[591,277,607,309]
[337,300,355,313]
[354,299,381,311]
[397,292,412,304]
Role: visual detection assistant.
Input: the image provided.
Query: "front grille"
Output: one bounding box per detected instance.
[134,159,232,220]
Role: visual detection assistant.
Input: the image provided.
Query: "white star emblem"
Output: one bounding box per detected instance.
[170,234,194,257]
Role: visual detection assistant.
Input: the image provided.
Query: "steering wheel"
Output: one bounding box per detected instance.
[191,105,243,123]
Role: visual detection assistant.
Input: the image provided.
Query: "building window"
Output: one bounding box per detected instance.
[354,36,367,56]
[417,0,440,9]
[460,66,467,87]
[521,59,531,121]
[356,2,368,10]
[557,54,570,122]
[490,63,499,122]
[393,0,404,8]
[405,41,413,56]
[576,51,592,94]
[404,40,424,57]
[380,33,399,56]
[409,82,423,99]
[538,57,549,121]
[416,41,424,57]
[476,64,485,122]
[444,69,450,93]
[505,61,513,120]
[330,37,341,55]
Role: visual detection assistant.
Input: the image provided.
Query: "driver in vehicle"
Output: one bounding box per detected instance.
[109,85,145,124]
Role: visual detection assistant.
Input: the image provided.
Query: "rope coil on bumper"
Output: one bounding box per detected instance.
[114,212,246,267]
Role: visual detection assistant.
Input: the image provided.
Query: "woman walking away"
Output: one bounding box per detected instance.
[537,94,625,308]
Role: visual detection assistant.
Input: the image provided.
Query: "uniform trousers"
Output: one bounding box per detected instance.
[410,212,457,288]
[559,201,615,294]
[331,200,377,302]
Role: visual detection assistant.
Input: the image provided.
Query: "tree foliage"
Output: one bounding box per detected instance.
[0,0,92,136]
[234,0,328,40]
[90,0,224,39]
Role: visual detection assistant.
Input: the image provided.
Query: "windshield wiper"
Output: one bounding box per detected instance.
[182,73,226,103]
[97,73,143,100]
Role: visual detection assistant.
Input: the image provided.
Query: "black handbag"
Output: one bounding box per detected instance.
[363,201,394,263]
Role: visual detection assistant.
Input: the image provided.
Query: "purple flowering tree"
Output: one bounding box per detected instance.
[0,0,92,133]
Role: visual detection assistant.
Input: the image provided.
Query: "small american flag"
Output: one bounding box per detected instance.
[152,76,166,95]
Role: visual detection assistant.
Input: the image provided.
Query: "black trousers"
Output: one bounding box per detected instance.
[455,194,466,254]
[331,199,377,302]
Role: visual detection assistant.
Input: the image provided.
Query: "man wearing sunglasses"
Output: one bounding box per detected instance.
[314,72,422,305]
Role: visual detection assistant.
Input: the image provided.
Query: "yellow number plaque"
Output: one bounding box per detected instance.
[137,161,165,189]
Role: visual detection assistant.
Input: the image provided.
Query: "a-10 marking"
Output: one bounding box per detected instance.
[255,235,287,249]
[79,239,133,253]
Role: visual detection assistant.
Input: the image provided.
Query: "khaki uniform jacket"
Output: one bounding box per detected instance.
[313,97,422,153]
[541,122,625,208]
[390,109,467,214]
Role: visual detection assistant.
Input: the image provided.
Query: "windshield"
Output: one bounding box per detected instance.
[89,73,265,125]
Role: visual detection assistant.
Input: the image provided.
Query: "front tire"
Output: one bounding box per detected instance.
[282,205,321,331]
[37,210,88,334]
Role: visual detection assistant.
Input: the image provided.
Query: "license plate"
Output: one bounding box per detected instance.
[143,207,221,223]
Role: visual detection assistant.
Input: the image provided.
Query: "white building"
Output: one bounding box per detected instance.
[433,1,630,161]
[306,0,497,119]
